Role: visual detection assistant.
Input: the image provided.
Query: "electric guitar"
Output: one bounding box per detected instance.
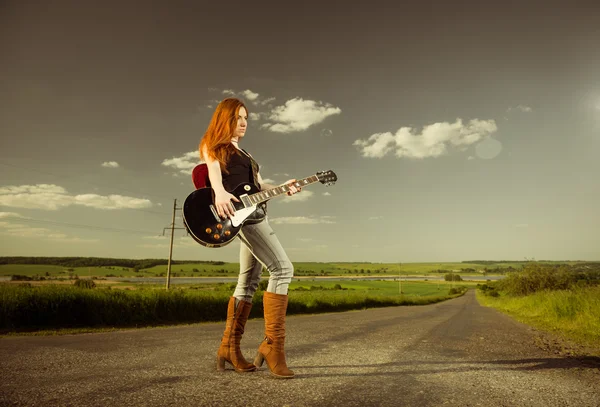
[182,170,337,247]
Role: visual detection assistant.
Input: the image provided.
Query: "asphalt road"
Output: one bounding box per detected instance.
[1,291,599,407]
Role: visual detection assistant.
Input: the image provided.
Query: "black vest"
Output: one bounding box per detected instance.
[221,148,260,192]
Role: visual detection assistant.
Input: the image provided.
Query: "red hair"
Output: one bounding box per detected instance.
[199,97,248,174]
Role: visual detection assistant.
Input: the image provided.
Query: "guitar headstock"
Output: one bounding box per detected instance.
[317,170,337,186]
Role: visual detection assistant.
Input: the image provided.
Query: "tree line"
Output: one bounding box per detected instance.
[0,257,225,269]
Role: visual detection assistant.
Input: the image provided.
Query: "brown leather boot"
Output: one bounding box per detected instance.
[216,297,256,372]
[253,292,294,379]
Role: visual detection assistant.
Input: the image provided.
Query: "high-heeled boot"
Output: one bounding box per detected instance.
[253,292,294,379]
[216,296,256,372]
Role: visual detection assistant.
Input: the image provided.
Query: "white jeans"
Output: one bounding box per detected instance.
[233,217,294,301]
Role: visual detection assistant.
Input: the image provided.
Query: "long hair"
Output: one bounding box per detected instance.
[199,97,248,174]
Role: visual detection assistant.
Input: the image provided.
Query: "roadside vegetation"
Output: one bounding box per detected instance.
[477,262,600,351]
[0,279,468,334]
[1,256,567,279]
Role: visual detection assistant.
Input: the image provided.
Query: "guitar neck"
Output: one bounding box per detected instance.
[249,175,320,205]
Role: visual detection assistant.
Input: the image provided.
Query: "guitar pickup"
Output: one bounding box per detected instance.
[209,204,221,222]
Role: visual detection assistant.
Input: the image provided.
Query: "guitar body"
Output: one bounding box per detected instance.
[183,169,337,248]
[182,182,266,248]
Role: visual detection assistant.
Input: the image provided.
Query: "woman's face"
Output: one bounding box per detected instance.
[234,106,248,139]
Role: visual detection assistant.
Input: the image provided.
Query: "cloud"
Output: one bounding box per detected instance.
[507,105,533,113]
[249,112,267,121]
[209,88,275,107]
[0,219,98,242]
[261,178,276,185]
[281,190,314,203]
[73,194,153,210]
[0,184,153,210]
[354,118,498,159]
[101,161,119,168]
[161,151,201,175]
[241,89,259,101]
[262,98,341,133]
[269,215,336,225]
[259,97,276,106]
[323,192,331,196]
[0,211,25,219]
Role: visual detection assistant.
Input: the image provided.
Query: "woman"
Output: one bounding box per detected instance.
[199,97,301,379]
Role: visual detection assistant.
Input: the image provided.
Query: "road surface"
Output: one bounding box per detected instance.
[1,291,598,406]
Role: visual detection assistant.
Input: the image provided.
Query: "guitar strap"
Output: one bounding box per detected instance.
[241,148,268,216]
[240,148,261,190]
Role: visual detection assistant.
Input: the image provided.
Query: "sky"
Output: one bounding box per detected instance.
[1,0,599,263]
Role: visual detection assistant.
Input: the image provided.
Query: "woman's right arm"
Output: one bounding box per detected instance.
[201,146,239,219]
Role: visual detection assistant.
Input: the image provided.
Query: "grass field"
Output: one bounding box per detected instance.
[0,261,529,279]
[477,286,600,353]
[0,280,469,334]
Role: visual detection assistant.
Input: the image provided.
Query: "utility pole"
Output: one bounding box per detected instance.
[398,262,402,294]
[163,199,185,290]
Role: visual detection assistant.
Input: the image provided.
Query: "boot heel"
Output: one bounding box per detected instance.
[216,356,226,371]
[254,352,265,368]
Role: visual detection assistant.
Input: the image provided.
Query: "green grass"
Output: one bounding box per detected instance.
[0,280,467,334]
[290,280,452,296]
[0,261,524,279]
[477,286,600,351]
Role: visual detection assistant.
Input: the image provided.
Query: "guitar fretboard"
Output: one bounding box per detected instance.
[249,175,320,205]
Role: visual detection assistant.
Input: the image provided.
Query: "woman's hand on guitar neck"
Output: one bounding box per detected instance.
[284,179,302,196]
[214,190,240,219]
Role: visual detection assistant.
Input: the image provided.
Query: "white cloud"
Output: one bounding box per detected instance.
[74,194,153,210]
[321,128,333,137]
[0,220,98,242]
[261,178,276,185]
[354,118,498,159]
[161,151,202,175]
[0,211,25,219]
[249,112,265,121]
[507,105,533,113]
[101,161,120,168]
[259,97,276,106]
[241,89,259,101]
[467,156,475,160]
[210,88,274,107]
[0,184,75,210]
[281,190,314,203]
[269,215,335,224]
[368,216,384,220]
[0,184,153,210]
[323,192,331,196]
[262,98,341,133]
